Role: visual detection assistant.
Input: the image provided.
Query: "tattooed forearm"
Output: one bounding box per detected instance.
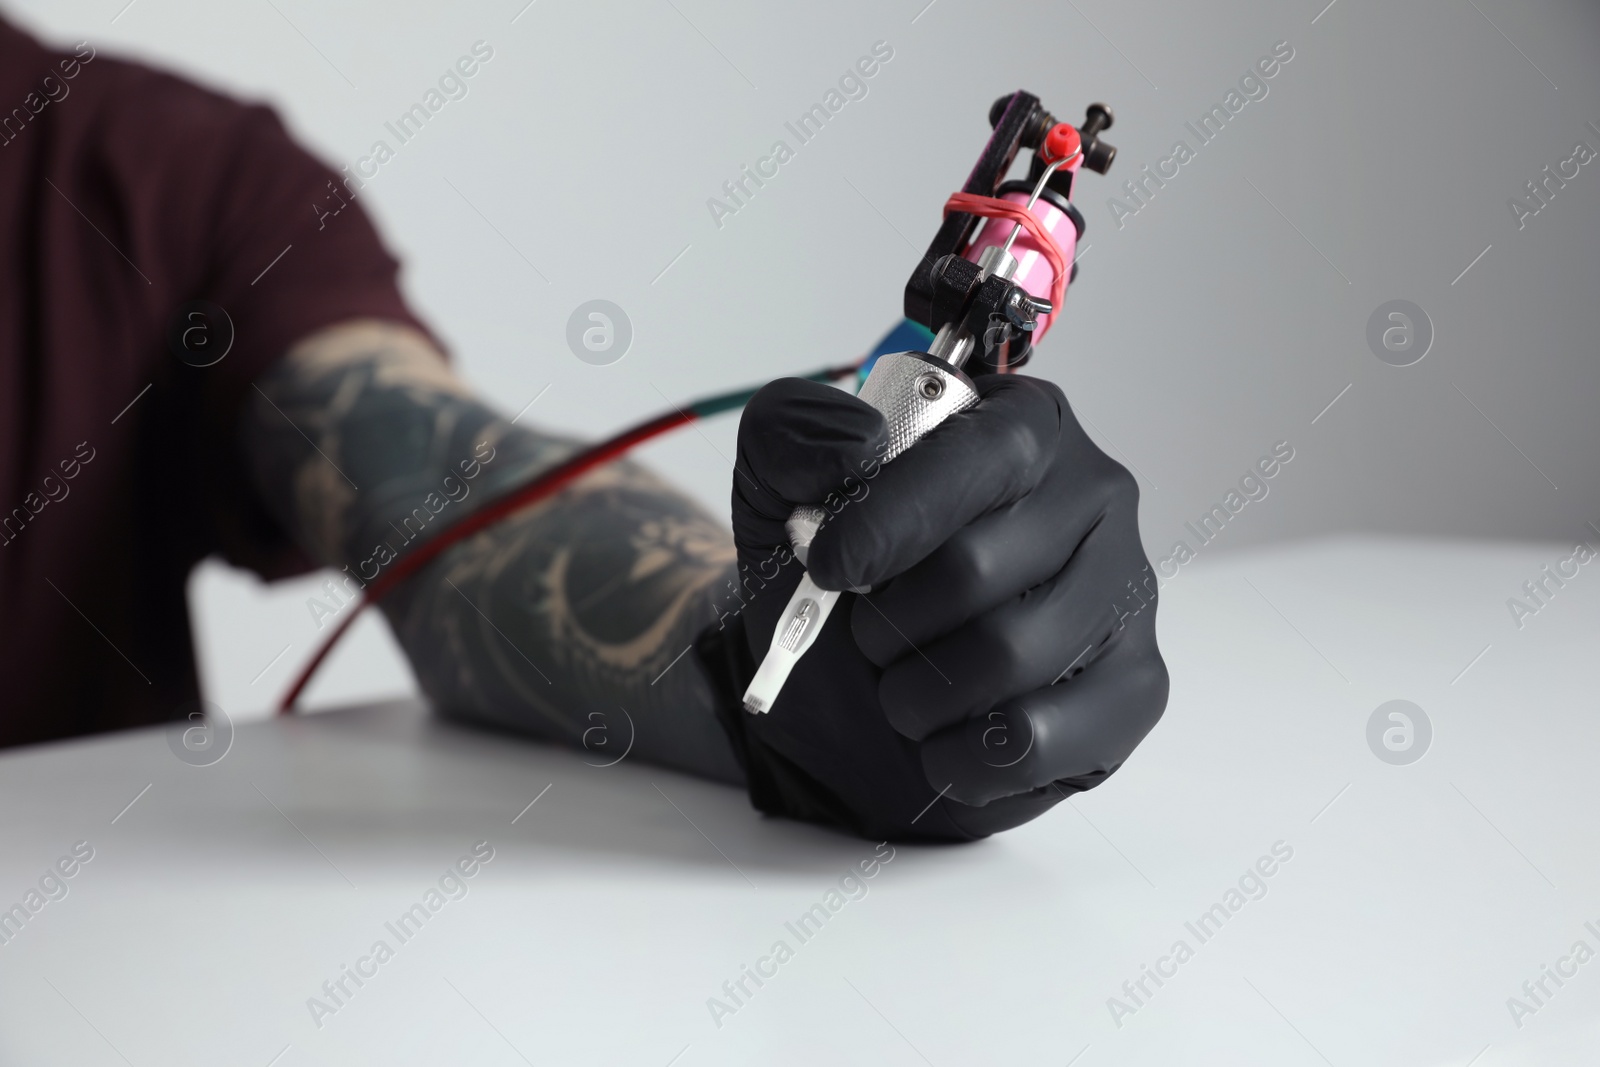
[241,319,745,784]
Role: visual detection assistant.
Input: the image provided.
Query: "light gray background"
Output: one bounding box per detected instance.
[5,0,1595,714]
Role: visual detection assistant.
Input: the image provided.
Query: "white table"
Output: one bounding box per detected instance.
[2,537,1597,1066]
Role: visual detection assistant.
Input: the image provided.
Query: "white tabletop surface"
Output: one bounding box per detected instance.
[2,536,1597,1067]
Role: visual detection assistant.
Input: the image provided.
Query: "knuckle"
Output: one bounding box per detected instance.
[1108,459,1139,504]
[1088,454,1138,512]
[999,418,1051,482]
[944,533,997,604]
[1138,651,1172,714]
[1036,377,1070,410]
[1123,649,1171,735]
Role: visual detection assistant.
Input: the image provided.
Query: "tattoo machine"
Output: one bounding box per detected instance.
[741,92,1117,715]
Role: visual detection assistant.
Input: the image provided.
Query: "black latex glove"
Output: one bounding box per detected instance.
[703,373,1168,842]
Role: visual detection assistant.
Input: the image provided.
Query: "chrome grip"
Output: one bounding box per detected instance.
[784,351,980,559]
[856,350,981,462]
[745,351,982,715]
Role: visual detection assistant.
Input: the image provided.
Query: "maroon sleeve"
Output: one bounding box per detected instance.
[0,25,445,742]
[195,105,439,575]
[195,104,438,412]
[98,76,442,577]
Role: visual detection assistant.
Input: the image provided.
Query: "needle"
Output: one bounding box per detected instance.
[999,154,1074,257]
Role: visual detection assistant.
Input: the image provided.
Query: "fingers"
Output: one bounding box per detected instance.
[919,629,1170,807]
[848,444,1129,666]
[732,378,888,554]
[806,374,1063,592]
[872,503,1151,740]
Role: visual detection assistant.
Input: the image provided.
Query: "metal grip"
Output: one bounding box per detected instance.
[856,351,981,461]
[784,351,980,559]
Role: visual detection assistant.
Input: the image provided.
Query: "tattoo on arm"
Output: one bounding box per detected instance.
[241,319,745,784]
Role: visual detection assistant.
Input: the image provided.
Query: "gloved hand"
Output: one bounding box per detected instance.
[701,372,1168,842]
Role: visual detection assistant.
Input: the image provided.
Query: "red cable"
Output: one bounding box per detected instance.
[943,190,1070,337]
[275,409,693,713]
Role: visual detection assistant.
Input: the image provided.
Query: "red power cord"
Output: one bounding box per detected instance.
[276,363,862,713]
[276,409,696,712]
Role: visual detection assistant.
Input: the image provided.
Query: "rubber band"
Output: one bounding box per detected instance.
[943,191,1070,339]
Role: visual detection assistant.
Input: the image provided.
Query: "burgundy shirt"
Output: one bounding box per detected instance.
[0,20,430,746]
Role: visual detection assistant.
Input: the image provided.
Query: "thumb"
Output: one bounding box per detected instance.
[732,377,888,553]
